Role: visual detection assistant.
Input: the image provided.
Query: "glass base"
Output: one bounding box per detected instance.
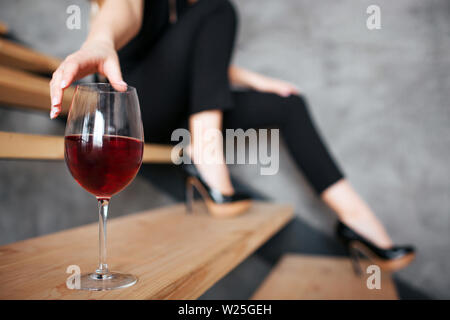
[79,272,138,291]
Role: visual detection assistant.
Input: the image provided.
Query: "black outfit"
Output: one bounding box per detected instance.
[119,0,344,194]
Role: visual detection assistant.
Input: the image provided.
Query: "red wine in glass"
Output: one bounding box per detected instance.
[64,83,144,290]
[65,134,144,199]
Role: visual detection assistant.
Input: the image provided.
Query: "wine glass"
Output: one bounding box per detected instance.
[64,83,144,290]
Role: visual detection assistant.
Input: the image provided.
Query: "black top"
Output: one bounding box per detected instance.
[118,0,190,68]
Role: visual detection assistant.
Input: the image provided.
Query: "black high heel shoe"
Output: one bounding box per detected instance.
[183,160,252,218]
[336,221,415,274]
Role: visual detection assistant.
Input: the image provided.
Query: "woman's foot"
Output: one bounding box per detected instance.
[321,179,393,249]
[183,161,252,218]
[338,210,393,249]
[188,110,235,196]
[336,221,415,272]
[187,146,235,196]
[185,110,251,218]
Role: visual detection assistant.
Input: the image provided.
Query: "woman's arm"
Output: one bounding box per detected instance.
[228,65,299,97]
[49,0,143,119]
[87,0,143,50]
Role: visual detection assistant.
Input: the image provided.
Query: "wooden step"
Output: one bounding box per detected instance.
[251,254,398,300]
[0,201,293,299]
[0,38,61,74]
[0,131,173,163]
[0,21,8,36]
[0,65,73,115]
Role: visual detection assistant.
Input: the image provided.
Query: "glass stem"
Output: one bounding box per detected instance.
[96,199,110,275]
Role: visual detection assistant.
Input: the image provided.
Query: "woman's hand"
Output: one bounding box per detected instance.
[49,40,127,119]
[249,74,299,97]
[228,65,299,97]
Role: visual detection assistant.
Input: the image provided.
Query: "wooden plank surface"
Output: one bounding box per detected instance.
[0,131,64,160]
[0,38,61,73]
[251,254,398,300]
[0,65,73,114]
[0,131,173,163]
[0,21,8,36]
[0,202,293,300]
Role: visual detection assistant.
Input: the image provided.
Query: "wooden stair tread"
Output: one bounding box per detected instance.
[251,254,398,300]
[0,131,173,163]
[0,65,73,115]
[0,38,61,74]
[0,21,8,36]
[0,201,293,299]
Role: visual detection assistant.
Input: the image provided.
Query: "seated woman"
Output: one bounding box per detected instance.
[49,0,414,271]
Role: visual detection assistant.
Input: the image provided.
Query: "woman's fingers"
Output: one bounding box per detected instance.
[277,86,292,97]
[279,83,299,97]
[49,50,126,119]
[102,56,127,91]
[49,68,64,119]
[49,56,81,119]
[275,80,299,97]
[253,75,299,98]
[60,57,79,91]
[288,83,300,94]
[265,82,299,97]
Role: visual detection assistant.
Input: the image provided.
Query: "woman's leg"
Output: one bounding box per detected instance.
[189,110,234,195]
[121,0,236,144]
[321,180,392,247]
[123,0,238,193]
[223,90,392,247]
[186,0,237,194]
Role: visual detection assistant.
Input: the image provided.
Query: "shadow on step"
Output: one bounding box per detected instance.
[140,164,430,300]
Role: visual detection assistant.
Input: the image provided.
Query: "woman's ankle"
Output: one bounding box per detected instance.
[187,144,235,196]
[340,213,393,249]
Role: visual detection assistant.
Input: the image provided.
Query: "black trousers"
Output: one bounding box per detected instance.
[121,0,343,194]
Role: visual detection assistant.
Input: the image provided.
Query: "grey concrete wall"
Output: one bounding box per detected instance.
[0,0,449,298]
[230,0,450,299]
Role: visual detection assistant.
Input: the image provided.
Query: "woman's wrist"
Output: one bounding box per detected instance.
[239,69,268,91]
[84,31,116,50]
[246,73,269,91]
[229,65,261,89]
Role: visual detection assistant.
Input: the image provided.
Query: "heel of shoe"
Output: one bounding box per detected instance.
[336,221,415,273]
[337,234,362,275]
[348,244,363,276]
[185,177,194,214]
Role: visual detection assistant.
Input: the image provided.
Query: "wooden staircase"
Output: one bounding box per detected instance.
[0,202,293,299]
[0,131,173,163]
